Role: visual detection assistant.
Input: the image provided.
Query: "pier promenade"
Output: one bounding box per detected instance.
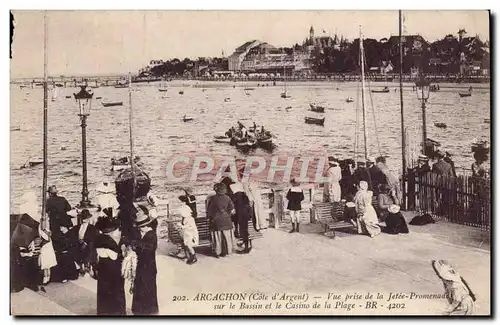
[10,212,490,316]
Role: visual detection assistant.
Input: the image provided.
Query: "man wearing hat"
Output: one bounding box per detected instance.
[417,155,431,176]
[323,156,342,203]
[444,151,457,177]
[432,151,453,176]
[46,185,73,242]
[367,156,386,196]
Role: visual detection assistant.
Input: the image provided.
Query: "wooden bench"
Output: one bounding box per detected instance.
[167,218,263,248]
[312,202,354,239]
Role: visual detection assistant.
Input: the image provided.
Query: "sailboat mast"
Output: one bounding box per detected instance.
[359,27,368,161]
[399,10,407,208]
[41,11,48,222]
[128,73,136,197]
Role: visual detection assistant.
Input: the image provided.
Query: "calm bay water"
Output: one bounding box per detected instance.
[10,80,490,210]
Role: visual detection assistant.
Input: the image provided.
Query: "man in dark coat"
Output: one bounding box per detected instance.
[46,185,73,241]
[367,157,386,196]
[353,161,372,190]
[432,151,453,176]
[444,151,457,177]
[68,209,98,277]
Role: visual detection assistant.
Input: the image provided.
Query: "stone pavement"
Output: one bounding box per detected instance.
[10,212,490,316]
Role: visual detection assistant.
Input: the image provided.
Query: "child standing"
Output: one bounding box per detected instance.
[286,179,305,233]
[174,205,199,265]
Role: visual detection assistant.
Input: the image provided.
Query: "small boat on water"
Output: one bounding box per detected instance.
[114,84,128,88]
[371,87,390,93]
[158,88,168,92]
[96,96,102,100]
[10,126,21,131]
[281,92,291,99]
[285,106,292,111]
[179,90,184,95]
[224,98,231,102]
[459,92,471,97]
[235,138,257,150]
[434,122,447,129]
[214,135,231,144]
[19,85,28,89]
[183,116,194,122]
[65,95,72,99]
[111,156,143,172]
[309,104,325,113]
[256,135,273,148]
[20,158,43,169]
[102,101,123,107]
[244,87,255,91]
[346,97,354,103]
[304,117,325,126]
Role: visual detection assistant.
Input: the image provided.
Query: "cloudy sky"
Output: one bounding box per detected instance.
[10,10,489,78]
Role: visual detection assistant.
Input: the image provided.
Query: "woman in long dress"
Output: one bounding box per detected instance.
[354,181,381,238]
[231,182,253,254]
[131,205,159,315]
[95,217,126,315]
[206,183,236,257]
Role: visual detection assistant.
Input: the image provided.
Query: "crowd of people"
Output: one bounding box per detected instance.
[11,182,161,315]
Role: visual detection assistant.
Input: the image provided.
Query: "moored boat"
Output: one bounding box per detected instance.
[346,97,354,103]
[371,87,390,93]
[214,135,231,144]
[111,156,143,172]
[102,101,123,107]
[244,87,255,91]
[10,126,21,131]
[65,95,71,99]
[183,116,194,122]
[179,90,184,95]
[114,84,128,88]
[434,122,447,129]
[256,135,273,148]
[459,92,471,97]
[309,104,325,113]
[304,117,325,126]
[20,157,43,169]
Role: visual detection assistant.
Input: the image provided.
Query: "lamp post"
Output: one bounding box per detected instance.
[415,74,431,154]
[74,86,94,208]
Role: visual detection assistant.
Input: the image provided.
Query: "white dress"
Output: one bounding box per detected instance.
[354,190,381,236]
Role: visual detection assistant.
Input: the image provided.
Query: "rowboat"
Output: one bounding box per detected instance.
[459,92,471,97]
[257,135,273,148]
[371,87,390,93]
[96,96,102,99]
[244,87,255,91]
[214,135,231,144]
[111,156,143,172]
[179,91,184,95]
[183,117,194,122]
[309,104,325,113]
[114,84,128,88]
[434,122,447,129]
[10,126,21,132]
[224,98,231,102]
[20,158,43,169]
[235,138,257,149]
[346,97,354,103]
[65,95,72,99]
[158,89,168,92]
[102,101,123,107]
[304,117,325,126]
[281,92,291,98]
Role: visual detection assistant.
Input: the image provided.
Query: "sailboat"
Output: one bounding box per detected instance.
[280,49,291,98]
[158,81,168,92]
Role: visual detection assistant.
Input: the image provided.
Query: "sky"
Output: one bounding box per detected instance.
[10,10,490,78]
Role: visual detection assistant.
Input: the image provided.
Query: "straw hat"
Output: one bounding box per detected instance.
[135,205,154,228]
[146,192,158,207]
[328,156,339,166]
[388,204,400,214]
[432,260,461,282]
[96,181,114,194]
[418,154,429,161]
[367,156,376,164]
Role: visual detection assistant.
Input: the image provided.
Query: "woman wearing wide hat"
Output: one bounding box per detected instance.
[130,205,159,315]
[384,205,409,235]
[95,217,126,315]
[432,260,476,315]
[96,181,119,218]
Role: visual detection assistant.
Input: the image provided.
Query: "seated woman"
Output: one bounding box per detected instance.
[377,184,395,222]
[354,181,381,238]
[384,205,409,235]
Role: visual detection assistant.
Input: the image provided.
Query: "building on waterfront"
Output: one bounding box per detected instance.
[228,40,261,72]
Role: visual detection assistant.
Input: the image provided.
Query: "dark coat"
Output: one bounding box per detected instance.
[206,194,234,231]
[353,167,372,190]
[443,157,457,177]
[51,230,79,283]
[417,163,431,177]
[46,195,73,238]
[67,223,98,266]
[132,230,159,315]
[231,192,252,241]
[95,234,126,316]
[385,212,409,234]
[179,194,198,218]
[432,159,453,176]
[286,187,305,211]
[340,170,356,199]
[368,165,386,193]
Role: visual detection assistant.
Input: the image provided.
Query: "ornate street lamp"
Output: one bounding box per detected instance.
[415,74,431,154]
[74,86,94,208]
